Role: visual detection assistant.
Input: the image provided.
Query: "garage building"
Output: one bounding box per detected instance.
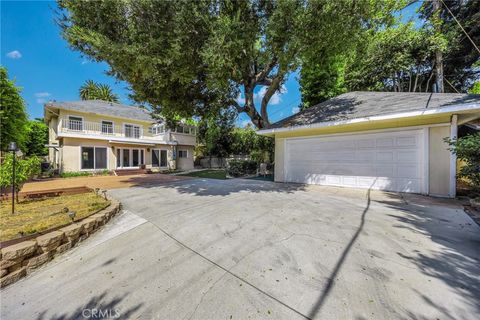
[257,92,480,197]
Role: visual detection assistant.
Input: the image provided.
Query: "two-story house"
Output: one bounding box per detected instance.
[44,100,197,174]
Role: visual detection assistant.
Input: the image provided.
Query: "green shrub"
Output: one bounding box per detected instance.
[227,160,258,177]
[0,154,41,203]
[60,171,92,178]
[446,134,480,192]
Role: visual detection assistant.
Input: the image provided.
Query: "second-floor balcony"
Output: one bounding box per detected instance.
[59,117,158,140]
[58,117,197,145]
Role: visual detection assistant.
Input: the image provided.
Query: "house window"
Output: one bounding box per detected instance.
[178,150,188,158]
[101,121,114,134]
[81,147,107,170]
[149,125,165,135]
[68,116,83,131]
[124,124,141,138]
[152,149,168,167]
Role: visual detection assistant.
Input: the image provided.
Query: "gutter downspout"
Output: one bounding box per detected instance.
[449,115,458,198]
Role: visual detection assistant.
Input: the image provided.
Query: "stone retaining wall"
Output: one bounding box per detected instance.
[0,198,121,288]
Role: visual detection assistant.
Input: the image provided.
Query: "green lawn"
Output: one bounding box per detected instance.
[177,169,227,180]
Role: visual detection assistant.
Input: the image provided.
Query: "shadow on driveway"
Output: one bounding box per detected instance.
[124,177,307,197]
[376,193,480,317]
[35,291,143,320]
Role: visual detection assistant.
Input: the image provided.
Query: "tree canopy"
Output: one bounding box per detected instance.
[79,80,119,102]
[0,67,28,152]
[300,0,480,109]
[57,0,399,128]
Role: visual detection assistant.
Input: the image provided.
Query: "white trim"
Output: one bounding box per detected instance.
[283,138,287,183]
[57,131,173,145]
[281,123,449,142]
[100,119,115,135]
[67,115,84,131]
[151,148,169,168]
[258,103,480,135]
[122,122,142,139]
[449,115,458,198]
[423,127,430,195]
[79,145,109,171]
[115,147,146,169]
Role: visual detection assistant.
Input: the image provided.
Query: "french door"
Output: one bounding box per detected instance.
[116,148,144,168]
[152,149,168,168]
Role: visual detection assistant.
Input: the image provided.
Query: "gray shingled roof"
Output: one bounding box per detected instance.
[270,91,480,129]
[46,100,153,122]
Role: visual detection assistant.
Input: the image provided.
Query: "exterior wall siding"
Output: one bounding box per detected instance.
[274,138,285,182]
[176,145,195,170]
[428,126,451,197]
[59,138,195,173]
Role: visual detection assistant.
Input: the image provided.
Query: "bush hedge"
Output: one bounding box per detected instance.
[227,160,258,177]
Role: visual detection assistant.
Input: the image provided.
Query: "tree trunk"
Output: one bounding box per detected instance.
[433,0,444,93]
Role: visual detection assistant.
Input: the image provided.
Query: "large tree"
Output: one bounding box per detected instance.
[57,0,398,128]
[420,0,480,92]
[345,22,435,92]
[0,67,28,152]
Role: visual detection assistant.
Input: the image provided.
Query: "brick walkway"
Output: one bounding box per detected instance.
[22,174,193,193]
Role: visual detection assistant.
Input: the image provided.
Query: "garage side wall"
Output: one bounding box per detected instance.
[274,138,285,182]
[428,126,451,197]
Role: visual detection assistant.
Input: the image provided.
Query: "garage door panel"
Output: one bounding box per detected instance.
[397,150,418,162]
[396,136,417,147]
[397,164,420,178]
[285,130,425,193]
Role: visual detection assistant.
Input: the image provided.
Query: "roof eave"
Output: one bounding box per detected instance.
[257,103,480,136]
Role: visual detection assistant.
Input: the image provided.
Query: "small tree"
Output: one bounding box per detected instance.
[446,134,480,192]
[25,119,49,156]
[0,154,41,204]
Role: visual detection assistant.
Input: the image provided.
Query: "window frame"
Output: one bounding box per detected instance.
[80,146,108,171]
[101,120,114,135]
[178,149,188,158]
[152,148,169,168]
[123,123,142,139]
[68,115,84,131]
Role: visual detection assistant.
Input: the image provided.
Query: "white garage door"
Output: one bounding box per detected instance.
[284,129,426,193]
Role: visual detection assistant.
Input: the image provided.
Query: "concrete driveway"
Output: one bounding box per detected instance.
[1,179,479,320]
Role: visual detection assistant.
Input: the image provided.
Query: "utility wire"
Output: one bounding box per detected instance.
[439,0,480,55]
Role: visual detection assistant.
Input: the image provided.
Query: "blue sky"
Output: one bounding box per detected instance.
[1,1,421,126]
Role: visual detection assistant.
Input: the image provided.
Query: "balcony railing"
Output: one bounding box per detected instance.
[59,118,156,139]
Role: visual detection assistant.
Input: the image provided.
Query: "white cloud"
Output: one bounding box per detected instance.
[292,106,300,114]
[35,92,51,104]
[254,85,287,106]
[236,94,245,105]
[35,92,51,98]
[6,50,22,59]
[81,59,88,65]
